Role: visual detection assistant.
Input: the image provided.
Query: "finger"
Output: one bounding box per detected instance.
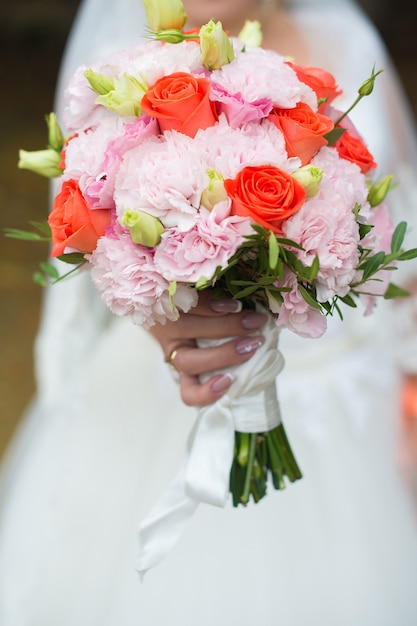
[174,309,268,340]
[190,290,243,316]
[171,335,265,376]
[179,372,234,407]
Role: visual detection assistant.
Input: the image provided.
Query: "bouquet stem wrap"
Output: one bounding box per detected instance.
[137,315,288,576]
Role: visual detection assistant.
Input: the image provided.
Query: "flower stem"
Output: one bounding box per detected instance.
[240,433,257,505]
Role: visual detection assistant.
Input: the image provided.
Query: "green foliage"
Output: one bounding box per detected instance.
[323,126,346,146]
[4,220,51,242]
[32,258,88,286]
[198,218,417,322]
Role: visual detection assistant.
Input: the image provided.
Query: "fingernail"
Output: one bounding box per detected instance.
[210,373,235,394]
[210,299,242,313]
[241,312,267,330]
[235,336,265,355]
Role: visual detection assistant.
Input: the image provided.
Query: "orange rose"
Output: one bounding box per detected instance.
[141,71,218,138]
[268,102,334,165]
[48,179,111,257]
[224,165,306,234]
[286,62,342,110]
[335,129,377,173]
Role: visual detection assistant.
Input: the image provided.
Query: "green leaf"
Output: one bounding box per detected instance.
[268,232,279,270]
[360,250,386,281]
[333,302,344,321]
[391,221,407,253]
[323,126,346,146]
[39,262,60,279]
[353,202,361,219]
[4,228,47,241]
[340,293,357,308]
[33,271,49,286]
[398,248,417,261]
[57,252,87,265]
[321,300,333,315]
[298,284,322,310]
[230,279,257,287]
[359,223,373,240]
[232,284,260,299]
[265,289,284,307]
[384,282,410,299]
[308,256,320,282]
[276,237,304,250]
[29,220,52,237]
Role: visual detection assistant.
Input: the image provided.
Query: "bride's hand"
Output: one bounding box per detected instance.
[148,291,267,407]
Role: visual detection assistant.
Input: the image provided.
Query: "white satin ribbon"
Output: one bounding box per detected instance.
[137,316,284,577]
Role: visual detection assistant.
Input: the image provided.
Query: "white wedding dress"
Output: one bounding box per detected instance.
[1,1,417,624]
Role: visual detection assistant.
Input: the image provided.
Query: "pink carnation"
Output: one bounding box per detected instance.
[211,45,317,111]
[63,115,126,207]
[270,271,327,338]
[195,115,298,180]
[62,64,114,132]
[89,232,197,328]
[312,146,370,211]
[114,131,208,231]
[154,202,252,283]
[283,198,360,302]
[210,83,273,128]
[110,40,203,87]
[84,115,159,209]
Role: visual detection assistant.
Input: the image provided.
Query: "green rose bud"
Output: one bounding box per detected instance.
[143,0,187,32]
[18,148,62,178]
[291,165,323,198]
[200,169,228,211]
[152,28,189,43]
[358,66,383,97]
[367,174,394,207]
[84,69,116,95]
[200,20,235,70]
[95,73,148,117]
[46,112,64,152]
[121,209,165,247]
[238,20,263,48]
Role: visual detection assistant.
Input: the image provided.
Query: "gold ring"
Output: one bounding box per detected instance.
[164,347,181,372]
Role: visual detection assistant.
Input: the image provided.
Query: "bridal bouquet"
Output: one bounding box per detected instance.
[9,0,417,572]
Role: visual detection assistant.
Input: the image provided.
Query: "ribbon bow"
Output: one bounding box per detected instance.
[137,315,284,576]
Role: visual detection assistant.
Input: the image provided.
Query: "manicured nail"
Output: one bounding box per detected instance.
[241,311,267,330]
[210,298,242,313]
[235,336,265,355]
[210,373,235,394]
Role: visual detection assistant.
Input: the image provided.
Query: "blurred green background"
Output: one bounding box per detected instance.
[0,0,416,456]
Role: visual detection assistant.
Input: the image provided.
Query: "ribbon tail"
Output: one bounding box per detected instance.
[136,461,199,579]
